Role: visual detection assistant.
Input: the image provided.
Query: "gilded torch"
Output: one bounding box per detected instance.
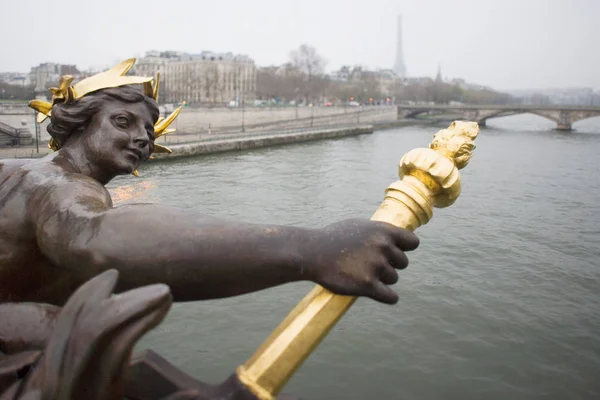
[236,121,480,399]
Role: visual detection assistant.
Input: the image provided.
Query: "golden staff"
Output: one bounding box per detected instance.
[236,121,480,399]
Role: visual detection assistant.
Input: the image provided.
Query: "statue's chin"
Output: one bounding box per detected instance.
[115,158,139,175]
[120,167,136,176]
[109,165,134,178]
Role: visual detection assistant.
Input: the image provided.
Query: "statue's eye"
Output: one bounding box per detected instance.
[115,116,129,126]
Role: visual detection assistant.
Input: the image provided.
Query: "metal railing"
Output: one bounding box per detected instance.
[0,121,18,136]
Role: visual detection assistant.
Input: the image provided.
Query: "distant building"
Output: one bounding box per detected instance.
[375,68,403,96]
[0,72,30,86]
[449,78,491,92]
[328,66,404,98]
[28,63,82,89]
[510,87,600,106]
[406,77,431,85]
[134,50,257,105]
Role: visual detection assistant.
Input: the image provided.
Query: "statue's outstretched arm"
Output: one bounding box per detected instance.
[29,176,313,302]
[29,174,417,305]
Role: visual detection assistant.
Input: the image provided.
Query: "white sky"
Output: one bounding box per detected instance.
[1,0,598,91]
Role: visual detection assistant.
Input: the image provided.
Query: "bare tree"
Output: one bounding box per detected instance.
[353,70,382,103]
[0,83,34,101]
[289,44,327,104]
[281,63,304,102]
[256,66,279,101]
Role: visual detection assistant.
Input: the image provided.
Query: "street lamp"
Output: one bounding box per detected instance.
[294,87,299,120]
[31,89,39,153]
[241,99,245,132]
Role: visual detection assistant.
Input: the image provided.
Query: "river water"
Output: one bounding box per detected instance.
[107,114,600,400]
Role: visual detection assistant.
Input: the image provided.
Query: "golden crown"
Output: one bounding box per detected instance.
[28,58,182,175]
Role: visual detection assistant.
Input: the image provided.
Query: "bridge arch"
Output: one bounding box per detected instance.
[474,109,522,126]
[480,112,558,130]
[477,110,564,127]
[398,109,438,119]
[397,104,600,131]
[570,114,600,131]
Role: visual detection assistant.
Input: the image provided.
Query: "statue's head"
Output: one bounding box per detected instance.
[47,86,160,176]
[29,58,181,178]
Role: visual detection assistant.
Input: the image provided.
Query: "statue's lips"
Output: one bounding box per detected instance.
[124,148,142,160]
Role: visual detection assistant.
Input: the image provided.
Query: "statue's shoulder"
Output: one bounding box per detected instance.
[0,158,36,182]
[7,159,112,207]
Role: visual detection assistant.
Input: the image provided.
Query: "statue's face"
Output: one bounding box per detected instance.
[81,99,155,175]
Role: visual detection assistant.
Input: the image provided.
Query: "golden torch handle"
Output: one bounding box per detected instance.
[236,121,480,400]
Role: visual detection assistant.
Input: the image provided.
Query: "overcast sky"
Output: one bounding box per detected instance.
[1,0,598,91]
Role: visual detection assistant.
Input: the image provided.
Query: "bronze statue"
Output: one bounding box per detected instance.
[0,59,420,399]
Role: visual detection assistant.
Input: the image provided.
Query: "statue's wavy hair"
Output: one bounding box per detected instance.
[47,85,160,151]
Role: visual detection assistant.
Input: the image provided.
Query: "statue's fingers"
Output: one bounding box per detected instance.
[382,244,410,270]
[380,222,420,251]
[369,281,399,305]
[378,263,399,285]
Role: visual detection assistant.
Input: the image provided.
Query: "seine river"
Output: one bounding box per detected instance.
[108,114,600,400]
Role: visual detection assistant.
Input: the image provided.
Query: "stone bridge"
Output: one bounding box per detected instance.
[397,104,600,130]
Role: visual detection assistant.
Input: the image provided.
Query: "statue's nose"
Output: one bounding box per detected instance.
[133,130,150,149]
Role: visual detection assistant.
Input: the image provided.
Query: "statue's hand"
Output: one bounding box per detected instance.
[306,218,419,304]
